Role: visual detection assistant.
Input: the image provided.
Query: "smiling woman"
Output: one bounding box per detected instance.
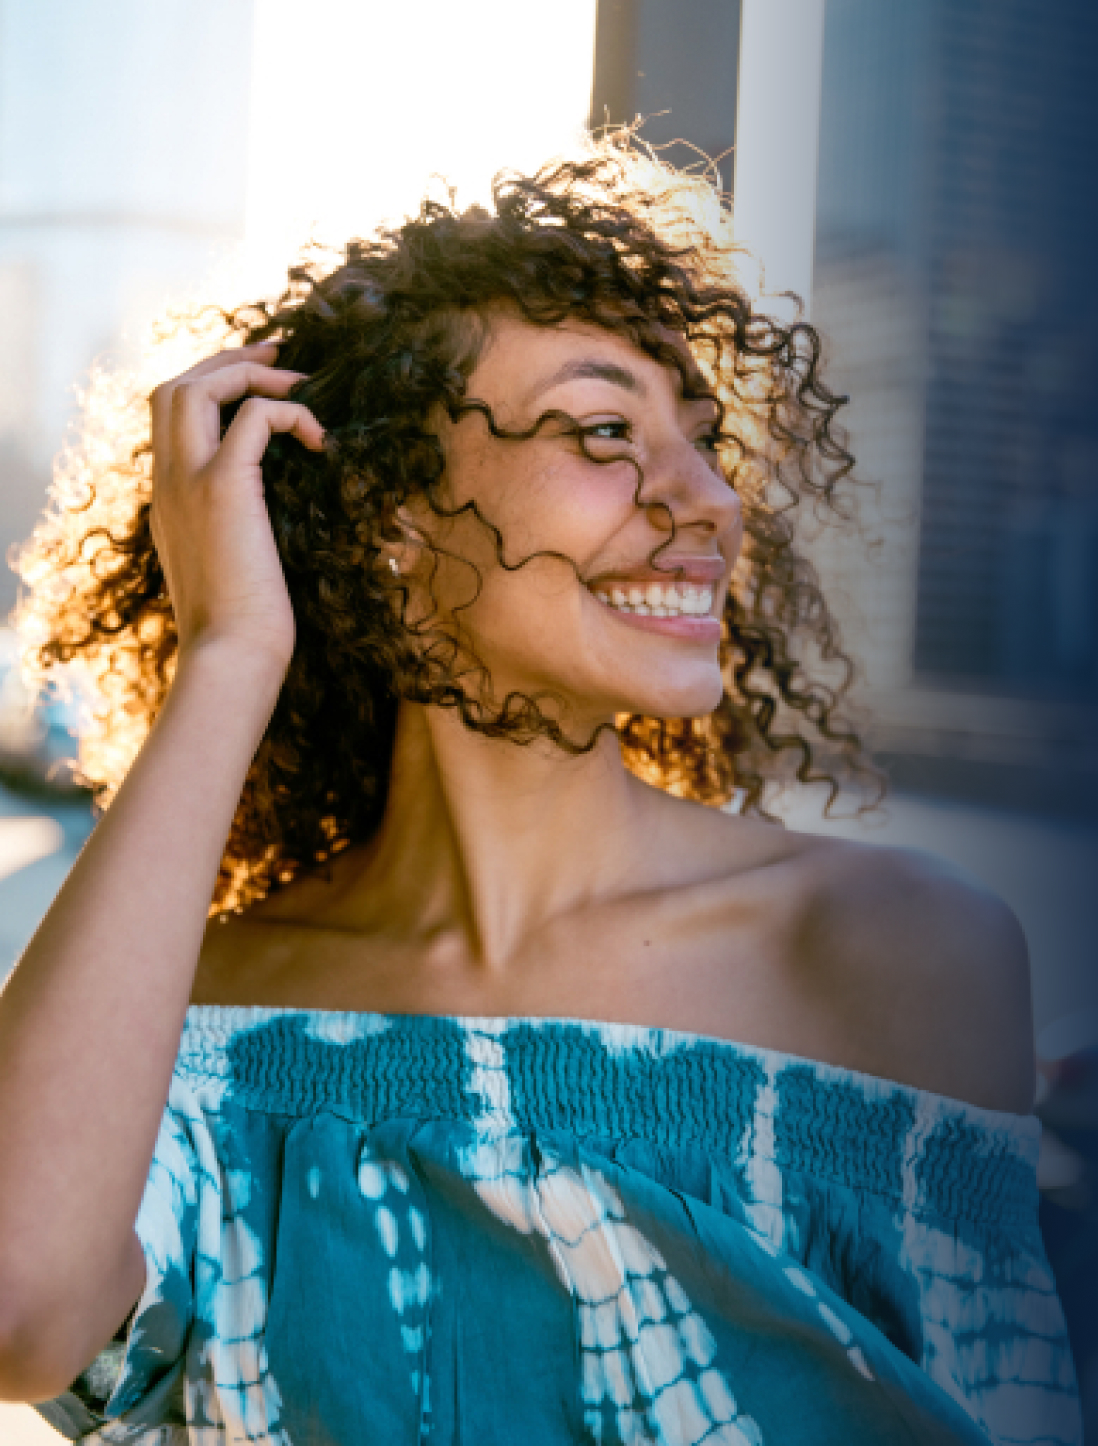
[0,135,1082,1446]
[16,142,876,916]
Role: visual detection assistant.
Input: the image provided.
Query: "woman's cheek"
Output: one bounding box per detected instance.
[560,463,643,544]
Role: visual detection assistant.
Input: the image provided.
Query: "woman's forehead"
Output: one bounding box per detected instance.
[471,312,709,403]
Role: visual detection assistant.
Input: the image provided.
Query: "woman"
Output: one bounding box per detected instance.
[0,142,1081,1445]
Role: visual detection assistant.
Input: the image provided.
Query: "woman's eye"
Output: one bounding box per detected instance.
[585,420,631,442]
[578,419,722,457]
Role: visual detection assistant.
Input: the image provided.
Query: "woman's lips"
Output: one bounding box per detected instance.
[587,584,726,642]
[587,588,722,641]
[588,555,727,589]
[585,556,726,644]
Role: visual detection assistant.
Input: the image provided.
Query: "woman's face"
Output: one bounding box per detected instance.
[400,311,743,731]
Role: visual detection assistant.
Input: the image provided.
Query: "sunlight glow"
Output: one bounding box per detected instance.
[243,0,598,289]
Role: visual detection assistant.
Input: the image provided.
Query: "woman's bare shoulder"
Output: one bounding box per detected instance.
[660,798,1034,1110]
[786,833,1036,1112]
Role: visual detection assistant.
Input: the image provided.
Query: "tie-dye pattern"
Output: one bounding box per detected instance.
[35,1006,1081,1445]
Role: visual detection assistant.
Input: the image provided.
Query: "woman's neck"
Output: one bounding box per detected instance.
[338,700,651,974]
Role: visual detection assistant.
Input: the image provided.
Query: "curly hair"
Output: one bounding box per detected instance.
[14,134,882,914]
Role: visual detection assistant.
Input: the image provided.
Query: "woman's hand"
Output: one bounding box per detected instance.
[149,341,325,674]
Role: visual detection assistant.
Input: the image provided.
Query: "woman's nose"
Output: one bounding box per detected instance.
[641,438,742,538]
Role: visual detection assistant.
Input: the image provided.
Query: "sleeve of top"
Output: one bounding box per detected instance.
[900,1156,1083,1446]
[33,1073,204,1441]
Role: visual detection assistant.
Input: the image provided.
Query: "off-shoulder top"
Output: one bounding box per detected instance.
[36,1007,1082,1445]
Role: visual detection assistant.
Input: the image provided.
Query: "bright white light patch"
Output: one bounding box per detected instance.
[0,816,64,884]
[245,0,598,286]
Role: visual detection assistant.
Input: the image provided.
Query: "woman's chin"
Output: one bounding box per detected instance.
[612,676,726,722]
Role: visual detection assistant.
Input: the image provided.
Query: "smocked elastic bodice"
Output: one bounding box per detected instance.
[176,1005,1039,1226]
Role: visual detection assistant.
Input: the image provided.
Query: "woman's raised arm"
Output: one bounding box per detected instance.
[0,343,324,1401]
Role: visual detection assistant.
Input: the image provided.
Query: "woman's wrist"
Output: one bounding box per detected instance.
[172,635,289,721]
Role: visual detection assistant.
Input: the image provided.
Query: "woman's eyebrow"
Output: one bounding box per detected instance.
[523,356,719,414]
[526,358,646,403]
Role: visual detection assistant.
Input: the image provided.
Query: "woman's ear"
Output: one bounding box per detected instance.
[386,502,429,577]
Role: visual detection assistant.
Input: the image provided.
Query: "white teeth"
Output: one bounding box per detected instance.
[591,583,716,618]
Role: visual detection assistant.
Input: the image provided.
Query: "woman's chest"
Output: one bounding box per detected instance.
[193,883,829,1058]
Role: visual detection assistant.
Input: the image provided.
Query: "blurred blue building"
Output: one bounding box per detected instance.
[812,2,1098,1431]
[813,0,1098,816]
[912,0,1097,705]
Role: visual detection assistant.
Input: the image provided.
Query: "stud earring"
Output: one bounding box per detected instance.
[388,557,400,575]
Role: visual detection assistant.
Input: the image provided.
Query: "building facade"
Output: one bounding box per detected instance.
[810,0,1098,812]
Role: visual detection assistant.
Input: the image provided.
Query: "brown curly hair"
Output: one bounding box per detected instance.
[14,135,882,914]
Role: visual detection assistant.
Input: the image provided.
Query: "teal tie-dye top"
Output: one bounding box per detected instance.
[37,1006,1081,1445]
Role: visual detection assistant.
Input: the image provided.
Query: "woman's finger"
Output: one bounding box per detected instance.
[214,397,326,473]
[150,344,283,433]
[150,343,280,412]
[166,365,310,476]
[166,341,281,387]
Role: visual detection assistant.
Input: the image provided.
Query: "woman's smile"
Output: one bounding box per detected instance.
[586,578,722,640]
[587,581,726,639]
[585,552,725,638]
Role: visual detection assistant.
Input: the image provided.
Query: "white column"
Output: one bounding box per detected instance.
[733,0,826,316]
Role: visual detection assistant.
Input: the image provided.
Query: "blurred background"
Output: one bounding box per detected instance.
[0,0,1094,1440]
